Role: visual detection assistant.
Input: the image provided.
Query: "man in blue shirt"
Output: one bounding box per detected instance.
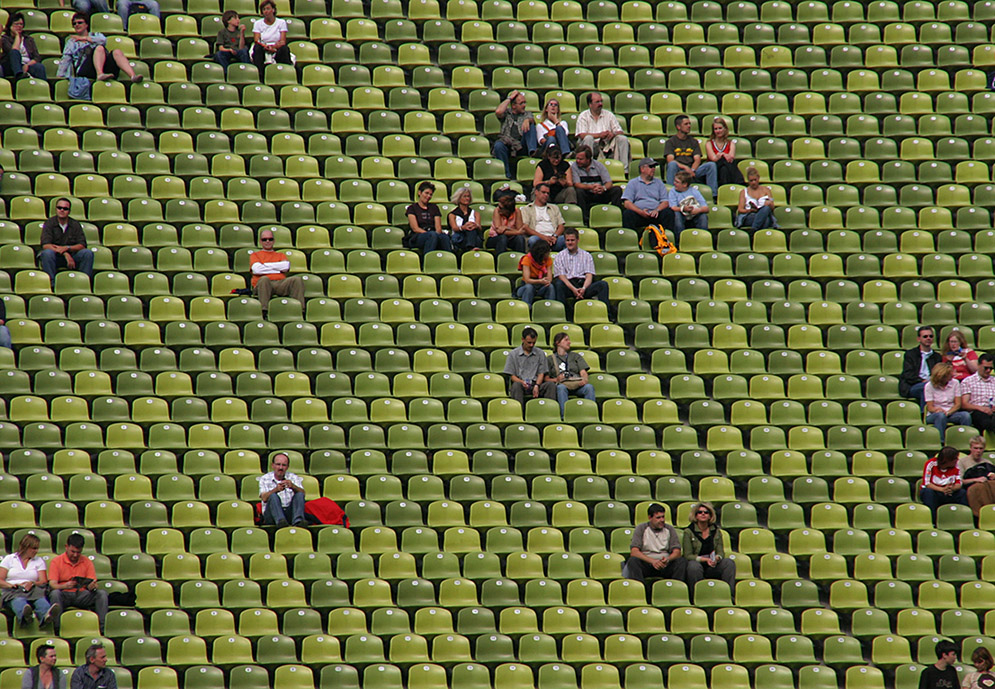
[621,158,673,231]
[668,170,709,240]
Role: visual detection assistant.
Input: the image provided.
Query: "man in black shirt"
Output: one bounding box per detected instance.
[919,640,960,689]
[570,145,622,220]
[38,198,93,287]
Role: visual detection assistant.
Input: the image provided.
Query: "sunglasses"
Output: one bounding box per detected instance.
[57,205,71,210]
[73,20,86,24]
[260,237,275,241]
[696,509,710,515]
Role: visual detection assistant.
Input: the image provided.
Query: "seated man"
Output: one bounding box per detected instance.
[48,533,109,635]
[899,326,941,408]
[664,114,717,195]
[625,503,687,583]
[552,228,609,318]
[258,453,307,527]
[548,332,595,419]
[214,10,250,69]
[668,170,709,241]
[575,91,630,168]
[38,199,93,288]
[960,353,995,432]
[250,229,306,318]
[493,90,536,179]
[503,327,556,408]
[118,0,162,20]
[570,145,622,221]
[520,182,566,250]
[621,158,673,231]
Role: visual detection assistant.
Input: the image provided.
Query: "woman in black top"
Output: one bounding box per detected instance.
[681,501,735,588]
[533,145,576,204]
[406,181,453,253]
[1,13,45,79]
[448,185,483,254]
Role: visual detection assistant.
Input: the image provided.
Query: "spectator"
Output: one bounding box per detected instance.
[251,0,292,71]
[682,502,735,589]
[668,170,709,241]
[621,158,672,231]
[552,227,609,317]
[664,114,717,195]
[547,331,594,418]
[942,329,978,380]
[958,436,995,517]
[71,644,116,689]
[533,145,576,205]
[1,13,46,80]
[0,299,9,349]
[0,534,59,627]
[899,326,941,408]
[705,116,743,186]
[575,91,630,169]
[406,181,453,253]
[924,362,971,444]
[250,228,305,318]
[919,640,959,689]
[515,240,554,306]
[214,10,249,70]
[570,145,622,221]
[625,503,687,583]
[961,647,995,689]
[535,97,571,154]
[57,13,142,91]
[920,446,969,517]
[258,453,306,527]
[117,0,162,21]
[447,186,484,254]
[735,167,777,231]
[59,0,108,16]
[521,182,566,251]
[487,187,526,255]
[47,533,110,635]
[493,90,536,179]
[960,353,995,432]
[503,327,556,408]
[39,198,94,287]
[22,644,62,689]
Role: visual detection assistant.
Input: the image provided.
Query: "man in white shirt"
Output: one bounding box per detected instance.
[258,453,307,527]
[250,229,306,317]
[575,92,631,169]
[520,183,566,251]
[553,228,609,316]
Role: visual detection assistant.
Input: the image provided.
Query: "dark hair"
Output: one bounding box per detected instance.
[917,325,933,336]
[528,240,550,264]
[935,640,957,659]
[71,12,88,26]
[647,503,666,518]
[66,533,85,549]
[521,327,537,340]
[574,144,593,160]
[972,647,994,671]
[36,644,55,662]
[417,181,435,194]
[553,332,568,348]
[534,182,551,196]
[4,12,25,34]
[674,114,690,127]
[981,353,994,366]
[221,9,240,24]
[85,643,104,663]
[544,146,561,160]
[936,446,959,468]
[563,227,579,238]
[259,0,277,10]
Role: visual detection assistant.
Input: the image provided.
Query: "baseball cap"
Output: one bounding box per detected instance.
[638,157,658,168]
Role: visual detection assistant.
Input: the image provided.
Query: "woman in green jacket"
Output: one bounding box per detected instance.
[682,501,735,588]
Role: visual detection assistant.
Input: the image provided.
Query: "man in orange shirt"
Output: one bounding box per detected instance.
[250,228,306,316]
[47,533,109,634]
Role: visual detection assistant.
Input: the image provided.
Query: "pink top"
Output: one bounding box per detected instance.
[924,378,962,413]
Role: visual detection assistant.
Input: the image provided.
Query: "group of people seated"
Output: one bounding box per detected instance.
[921,438,995,518]
[503,327,596,418]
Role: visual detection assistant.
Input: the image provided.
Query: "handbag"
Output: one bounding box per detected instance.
[68,77,91,100]
[560,378,585,391]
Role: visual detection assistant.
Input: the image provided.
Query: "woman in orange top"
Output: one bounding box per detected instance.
[516,240,554,306]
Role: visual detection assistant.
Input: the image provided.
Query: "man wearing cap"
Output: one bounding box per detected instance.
[575,91,631,169]
[664,114,718,195]
[258,452,307,527]
[621,158,674,231]
[250,228,306,318]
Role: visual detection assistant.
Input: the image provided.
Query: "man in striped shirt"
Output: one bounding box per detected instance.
[960,353,995,432]
[552,228,609,318]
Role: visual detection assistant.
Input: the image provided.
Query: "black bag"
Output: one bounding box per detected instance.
[963,461,995,481]
[128,2,149,17]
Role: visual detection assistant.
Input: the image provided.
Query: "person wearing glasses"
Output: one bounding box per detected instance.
[899,326,941,409]
[960,353,995,433]
[38,198,94,287]
[1,13,46,80]
[57,13,143,86]
[249,229,305,317]
[682,502,735,589]
[535,97,570,155]
[625,503,687,583]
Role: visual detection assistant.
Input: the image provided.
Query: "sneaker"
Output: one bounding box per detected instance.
[20,604,33,625]
[42,603,61,627]
[275,518,289,528]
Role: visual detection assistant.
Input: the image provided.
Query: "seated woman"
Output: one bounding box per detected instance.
[487,186,526,255]
[735,167,777,231]
[447,185,484,254]
[0,534,58,627]
[535,97,571,155]
[57,12,142,92]
[924,362,971,444]
[406,181,453,253]
[251,0,293,71]
[942,329,978,381]
[1,13,46,79]
[515,240,554,306]
[706,116,743,186]
[920,446,969,517]
[682,501,735,589]
[533,145,576,204]
[961,647,995,689]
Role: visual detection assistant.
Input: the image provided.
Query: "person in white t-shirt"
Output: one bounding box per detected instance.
[520,183,566,251]
[0,533,59,627]
[535,97,571,154]
[251,0,292,71]
[575,91,630,168]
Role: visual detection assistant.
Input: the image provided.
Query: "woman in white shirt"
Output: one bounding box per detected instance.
[736,166,777,231]
[535,98,571,155]
[447,186,483,253]
[0,533,57,627]
[925,362,972,443]
[251,0,292,71]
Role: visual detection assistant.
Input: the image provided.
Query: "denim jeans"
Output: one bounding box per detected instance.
[557,382,595,418]
[737,205,776,231]
[672,211,708,241]
[216,48,250,69]
[516,282,554,306]
[536,126,571,155]
[666,160,718,195]
[410,230,453,253]
[527,234,566,251]
[486,232,526,255]
[0,326,10,349]
[5,51,46,79]
[72,0,110,13]
[9,593,53,624]
[118,0,160,18]
[919,486,969,518]
[925,410,971,443]
[493,127,540,178]
[39,248,94,285]
[908,381,927,409]
[263,492,306,526]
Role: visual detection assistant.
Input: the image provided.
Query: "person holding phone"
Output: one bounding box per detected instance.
[48,533,109,634]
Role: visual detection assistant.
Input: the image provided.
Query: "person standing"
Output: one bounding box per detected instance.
[575,91,630,168]
[625,504,687,583]
[249,229,305,317]
[21,644,63,689]
[899,326,941,408]
[664,114,717,195]
[258,453,307,528]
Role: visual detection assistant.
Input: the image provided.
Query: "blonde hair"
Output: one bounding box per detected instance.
[16,533,40,558]
[690,501,717,526]
[711,117,729,138]
[746,167,760,180]
[930,361,954,387]
[451,186,472,204]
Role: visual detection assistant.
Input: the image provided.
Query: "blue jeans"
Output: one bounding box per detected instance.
[409,230,453,253]
[486,232,526,255]
[263,492,306,526]
[118,0,161,18]
[557,383,595,418]
[666,161,718,195]
[9,593,53,624]
[516,282,554,306]
[908,381,927,409]
[0,326,10,349]
[216,48,250,69]
[737,205,776,231]
[672,211,708,241]
[72,0,110,12]
[39,248,94,285]
[527,234,566,251]
[536,126,571,155]
[925,410,971,444]
[5,51,46,79]
[493,127,540,178]
[919,486,968,518]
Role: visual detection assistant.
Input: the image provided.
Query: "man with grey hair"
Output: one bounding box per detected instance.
[70,643,116,689]
[258,452,306,527]
[575,91,630,168]
[250,228,305,317]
